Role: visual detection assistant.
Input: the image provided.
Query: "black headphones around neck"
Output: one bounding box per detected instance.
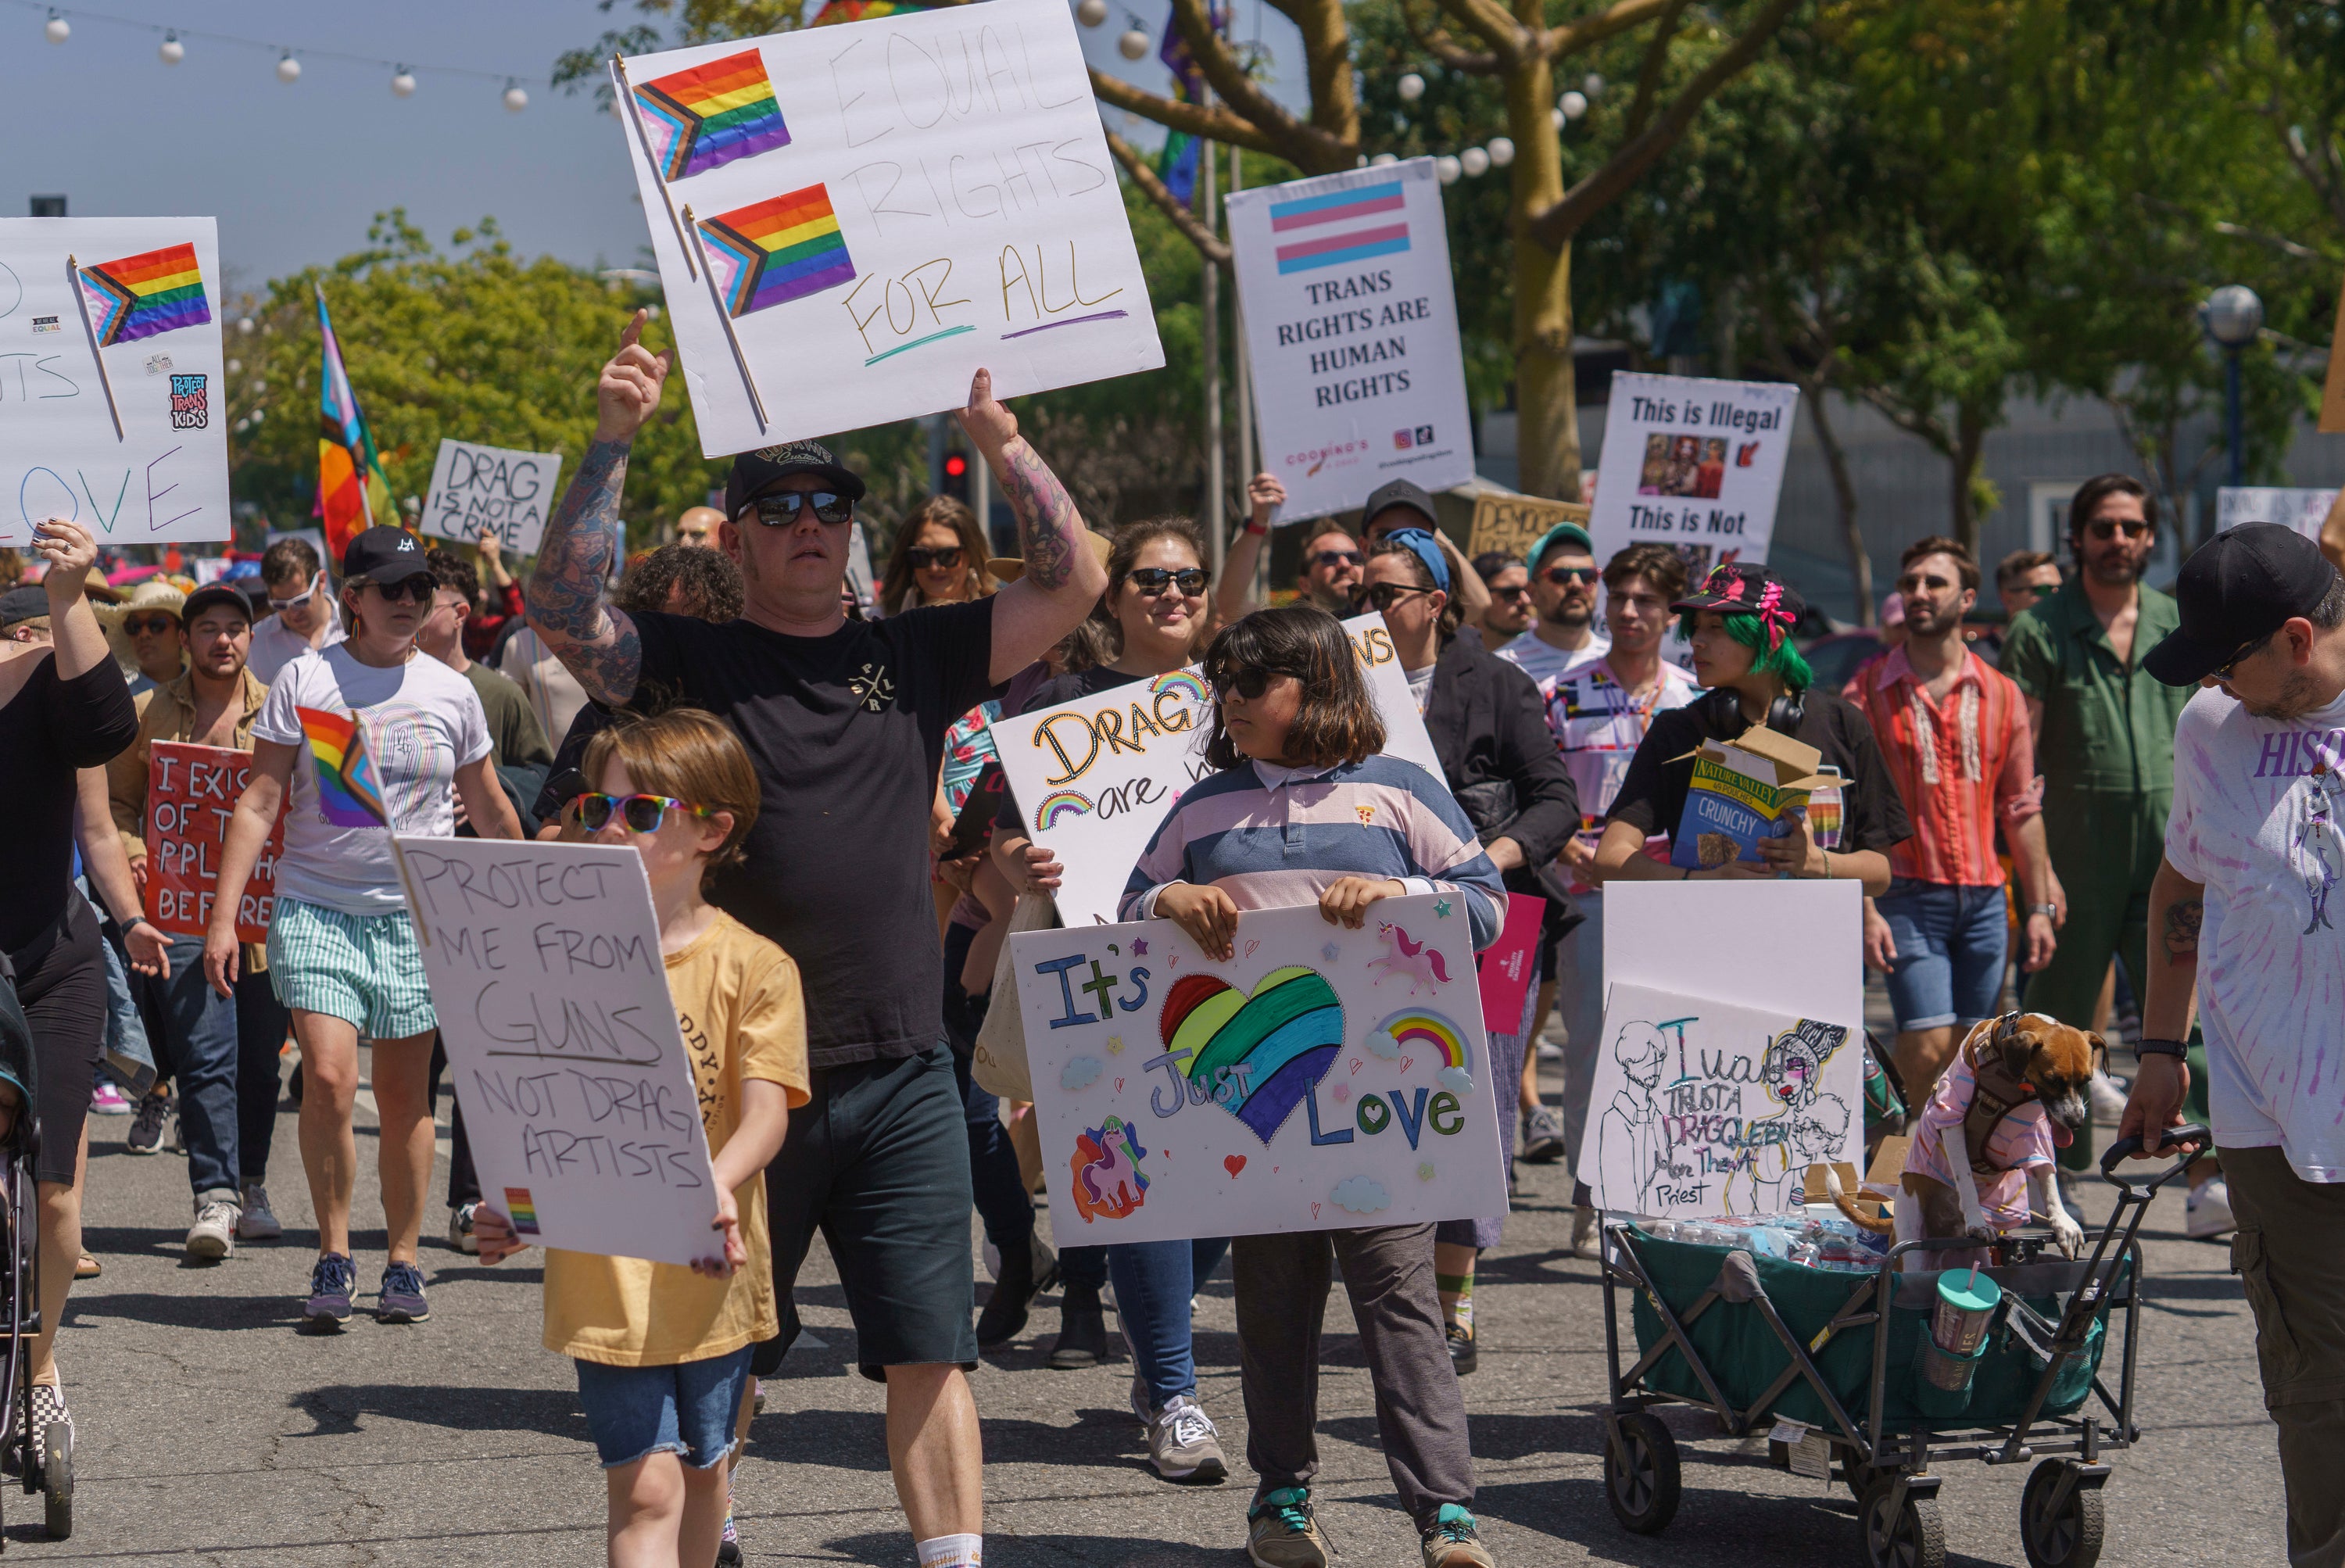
[1702,682,1806,736]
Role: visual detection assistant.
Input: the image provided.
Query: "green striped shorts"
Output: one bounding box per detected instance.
[266,897,437,1040]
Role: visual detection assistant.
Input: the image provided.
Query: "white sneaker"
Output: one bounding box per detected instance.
[448,1201,480,1255]
[2087,1069,2129,1126]
[238,1183,282,1240]
[1535,1029,1567,1062]
[186,1196,239,1261]
[1135,1388,1227,1483]
[2185,1177,2237,1240]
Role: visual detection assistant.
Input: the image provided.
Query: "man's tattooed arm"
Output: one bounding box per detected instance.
[2162,897,2203,967]
[526,437,643,706]
[1000,436,1085,592]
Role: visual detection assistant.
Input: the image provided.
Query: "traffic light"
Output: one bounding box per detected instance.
[941,450,970,502]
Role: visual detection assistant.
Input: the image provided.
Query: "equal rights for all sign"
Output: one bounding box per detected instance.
[143,741,281,944]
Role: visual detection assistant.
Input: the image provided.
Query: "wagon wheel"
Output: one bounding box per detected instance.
[39,1421,70,1541]
[1605,1410,1681,1536]
[1860,1478,1945,1568]
[2020,1460,2103,1568]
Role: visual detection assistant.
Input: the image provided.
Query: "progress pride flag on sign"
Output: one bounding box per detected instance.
[142,740,281,943]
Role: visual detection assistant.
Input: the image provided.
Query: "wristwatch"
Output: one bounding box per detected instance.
[2135,1036,2189,1058]
[2027,902,2058,918]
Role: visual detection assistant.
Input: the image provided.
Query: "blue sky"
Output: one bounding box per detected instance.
[5,0,1307,295]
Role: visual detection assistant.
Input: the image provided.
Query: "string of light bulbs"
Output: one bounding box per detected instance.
[1382,68,1606,184]
[20,0,539,109]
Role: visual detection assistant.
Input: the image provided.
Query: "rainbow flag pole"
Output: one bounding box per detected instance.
[610,55,697,279]
[63,254,124,440]
[682,203,769,431]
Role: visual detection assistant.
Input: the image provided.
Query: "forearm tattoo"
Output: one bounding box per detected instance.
[1000,436,1084,592]
[527,438,643,704]
[2162,899,2203,966]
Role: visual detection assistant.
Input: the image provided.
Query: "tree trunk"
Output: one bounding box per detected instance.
[1951,403,1987,557]
[1809,388,1870,626]
[1507,30,1579,500]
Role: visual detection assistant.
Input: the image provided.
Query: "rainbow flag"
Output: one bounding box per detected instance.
[77,242,212,346]
[314,287,394,564]
[503,1188,540,1237]
[633,47,792,183]
[811,0,933,23]
[698,186,856,317]
[295,707,389,829]
[1270,180,1411,274]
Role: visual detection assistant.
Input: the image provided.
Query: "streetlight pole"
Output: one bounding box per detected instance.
[2200,284,2264,490]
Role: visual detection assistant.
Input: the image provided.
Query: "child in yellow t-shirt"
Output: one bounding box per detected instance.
[476,709,807,1568]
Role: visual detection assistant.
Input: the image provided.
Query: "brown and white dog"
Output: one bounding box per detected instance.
[1832,1011,2097,1262]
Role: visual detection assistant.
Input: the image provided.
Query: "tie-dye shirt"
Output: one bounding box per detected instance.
[2165,685,2345,1181]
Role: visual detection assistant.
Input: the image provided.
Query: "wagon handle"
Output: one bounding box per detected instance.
[2098,1123,2212,1193]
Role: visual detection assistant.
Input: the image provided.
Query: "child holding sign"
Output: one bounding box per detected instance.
[475,709,807,1568]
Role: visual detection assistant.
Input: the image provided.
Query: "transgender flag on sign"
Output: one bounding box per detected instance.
[1270,180,1409,275]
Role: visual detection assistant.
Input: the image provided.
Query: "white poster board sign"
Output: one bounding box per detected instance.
[990,612,1445,927]
[0,217,231,548]
[1604,880,1863,1025]
[1226,159,1475,523]
[421,439,565,556]
[2218,486,2337,541]
[1588,371,1798,579]
[616,0,1164,458]
[1011,893,1507,1243]
[1576,979,1863,1219]
[396,837,721,1267]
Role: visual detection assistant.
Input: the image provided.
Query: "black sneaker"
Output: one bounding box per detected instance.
[378,1261,431,1324]
[976,1237,1056,1349]
[1047,1284,1108,1369]
[304,1252,356,1329]
[1446,1320,1478,1376]
[125,1090,172,1155]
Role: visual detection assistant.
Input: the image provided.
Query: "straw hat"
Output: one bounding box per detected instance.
[986,530,1112,584]
[96,579,188,668]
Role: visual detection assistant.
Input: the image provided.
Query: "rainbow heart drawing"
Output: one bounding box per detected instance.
[1160,967,1344,1144]
[1034,788,1093,830]
[1369,1008,1474,1093]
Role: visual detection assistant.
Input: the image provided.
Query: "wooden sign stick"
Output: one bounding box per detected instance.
[65,254,124,441]
[611,55,697,281]
[681,205,769,432]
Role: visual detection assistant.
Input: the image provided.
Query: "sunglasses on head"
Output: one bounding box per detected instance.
[1309,550,1364,570]
[2085,517,2151,541]
[576,792,718,834]
[1542,565,1598,587]
[752,491,854,527]
[906,546,963,570]
[1128,566,1209,596]
[267,574,321,611]
[122,614,179,637]
[1356,582,1432,611]
[369,577,436,604]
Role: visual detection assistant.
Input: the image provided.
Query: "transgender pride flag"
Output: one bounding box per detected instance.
[1269,180,1409,275]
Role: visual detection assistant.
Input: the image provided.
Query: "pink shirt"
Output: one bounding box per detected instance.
[1906,1051,2058,1230]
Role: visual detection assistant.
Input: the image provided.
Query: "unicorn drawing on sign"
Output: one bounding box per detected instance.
[1366,921,1451,995]
[1070,1116,1151,1223]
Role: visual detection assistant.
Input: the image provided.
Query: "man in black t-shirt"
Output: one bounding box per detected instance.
[526,313,1106,1561]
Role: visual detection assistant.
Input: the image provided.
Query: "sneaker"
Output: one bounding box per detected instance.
[1535,1033,1566,1062]
[378,1261,431,1324]
[976,1236,1054,1349]
[303,1252,356,1328]
[186,1195,239,1262]
[238,1183,282,1241]
[1570,1204,1599,1258]
[26,1383,70,1444]
[1137,1390,1227,1483]
[2186,1176,2238,1240]
[125,1090,171,1155]
[2054,1170,2088,1227]
[1421,1504,1495,1568]
[1520,1105,1566,1164]
[2088,1069,2129,1126]
[1247,1487,1332,1568]
[717,1498,743,1565]
[90,1082,131,1115]
[448,1201,479,1255]
[1047,1284,1108,1369]
[1445,1320,1478,1376]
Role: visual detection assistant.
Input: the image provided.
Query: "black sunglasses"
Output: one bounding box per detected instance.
[1488,584,1531,602]
[1541,565,1598,587]
[370,577,436,604]
[1309,550,1364,570]
[752,491,854,526]
[1128,566,1209,596]
[122,614,180,636]
[1208,666,1282,701]
[2212,632,2273,681]
[2085,517,2151,541]
[907,546,963,570]
[1356,582,1432,611]
[576,792,718,834]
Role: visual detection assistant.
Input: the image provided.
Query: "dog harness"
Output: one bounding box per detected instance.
[1960,1012,2039,1178]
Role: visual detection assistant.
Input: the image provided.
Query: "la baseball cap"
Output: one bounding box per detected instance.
[2145,523,2339,686]
[341,525,431,585]
[724,439,866,518]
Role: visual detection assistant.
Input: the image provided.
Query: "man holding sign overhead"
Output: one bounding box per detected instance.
[528,312,1105,1566]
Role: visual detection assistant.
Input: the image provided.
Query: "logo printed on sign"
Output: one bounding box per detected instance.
[169,373,207,429]
[30,315,59,335]
[1393,428,1414,449]
[1415,424,1434,445]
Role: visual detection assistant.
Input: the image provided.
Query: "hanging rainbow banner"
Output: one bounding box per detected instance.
[77,242,212,347]
[295,707,390,829]
[632,47,793,183]
[697,185,857,317]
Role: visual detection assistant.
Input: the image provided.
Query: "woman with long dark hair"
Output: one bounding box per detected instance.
[879,495,992,615]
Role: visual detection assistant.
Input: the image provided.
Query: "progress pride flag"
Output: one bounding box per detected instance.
[143,741,281,943]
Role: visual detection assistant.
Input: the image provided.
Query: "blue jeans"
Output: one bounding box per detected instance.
[1875,878,2009,1032]
[575,1346,753,1470]
[134,933,242,1199]
[1060,1237,1230,1408]
[94,910,157,1098]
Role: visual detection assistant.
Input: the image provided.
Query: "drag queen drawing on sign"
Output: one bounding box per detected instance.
[1733,1018,1849,1213]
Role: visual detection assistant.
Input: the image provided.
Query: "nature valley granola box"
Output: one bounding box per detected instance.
[1668,724,1832,870]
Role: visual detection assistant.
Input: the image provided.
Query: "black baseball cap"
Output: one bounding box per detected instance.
[0,585,48,629]
[181,584,254,625]
[724,439,866,518]
[1361,479,1437,535]
[341,525,431,585]
[2146,523,2337,686]
[1673,560,1806,624]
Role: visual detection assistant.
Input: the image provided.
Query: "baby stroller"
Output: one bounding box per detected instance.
[0,963,72,1541]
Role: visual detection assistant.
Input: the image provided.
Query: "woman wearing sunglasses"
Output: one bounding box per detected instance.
[879,495,993,616]
[204,525,524,1334]
[1357,532,1577,1376]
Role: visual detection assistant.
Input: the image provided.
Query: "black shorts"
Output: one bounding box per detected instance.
[6,894,105,1186]
[752,1040,978,1383]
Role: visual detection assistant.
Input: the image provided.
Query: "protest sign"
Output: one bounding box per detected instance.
[396,837,721,1267]
[1011,893,1508,1244]
[0,217,231,549]
[142,742,281,943]
[1604,880,1863,1026]
[1226,159,1475,522]
[1474,893,1542,1035]
[1576,979,1863,1219]
[2218,486,2337,541]
[421,439,564,556]
[1467,493,1588,563]
[988,612,1445,927]
[1586,371,1798,578]
[615,0,1164,458]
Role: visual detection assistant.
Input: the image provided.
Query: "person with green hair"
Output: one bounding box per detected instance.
[1596,563,1910,889]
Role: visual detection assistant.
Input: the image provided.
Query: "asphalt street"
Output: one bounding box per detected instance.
[33,1044,2284,1567]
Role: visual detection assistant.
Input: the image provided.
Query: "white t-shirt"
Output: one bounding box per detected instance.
[1495,628,1609,690]
[494,622,591,747]
[2164,684,2345,1181]
[252,644,491,915]
[248,596,346,688]
[1545,656,1702,892]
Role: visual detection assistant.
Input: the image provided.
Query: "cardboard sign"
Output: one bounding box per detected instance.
[1474,892,1542,1036]
[0,217,231,548]
[616,0,1164,458]
[989,613,1446,927]
[421,439,564,556]
[1011,893,1508,1243]
[142,741,281,943]
[396,838,721,1267]
[1576,979,1863,1219]
[2218,486,2338,542]
[1468,493,1589,564]
[1226,159,1475,522]
[1670,725,1830,870]
[1587,371,1797,578]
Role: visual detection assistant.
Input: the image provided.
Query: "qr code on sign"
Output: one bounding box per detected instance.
[169,374,208,430]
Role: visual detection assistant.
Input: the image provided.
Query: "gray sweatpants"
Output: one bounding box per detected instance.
[1233,1222,1474,1528]
[1556,891,1607,1174]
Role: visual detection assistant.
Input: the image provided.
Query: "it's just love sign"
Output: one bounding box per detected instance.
[1011,893,1508,1244]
